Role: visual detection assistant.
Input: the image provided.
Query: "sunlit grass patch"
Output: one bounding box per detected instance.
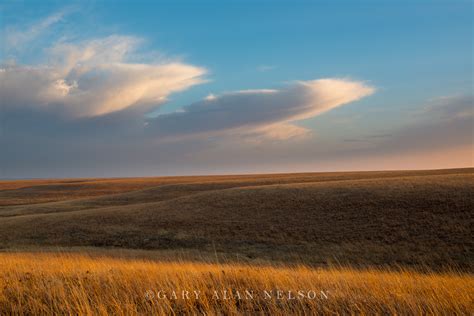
[0,252,472,315]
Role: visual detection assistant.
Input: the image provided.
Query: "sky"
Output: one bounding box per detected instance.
[0,0,472,178]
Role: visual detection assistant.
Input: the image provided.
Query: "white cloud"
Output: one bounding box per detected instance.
[1,35,207,117]
[204,94,217,101]
[147,78,375,140]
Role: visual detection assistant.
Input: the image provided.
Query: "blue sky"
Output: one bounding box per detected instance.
[1,1,472,178]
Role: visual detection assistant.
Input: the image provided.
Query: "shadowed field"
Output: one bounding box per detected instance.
[0,168,473,269]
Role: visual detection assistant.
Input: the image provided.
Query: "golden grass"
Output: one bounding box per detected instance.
[0,252,472,315]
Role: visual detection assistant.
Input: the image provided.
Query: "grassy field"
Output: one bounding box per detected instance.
[0,251,472,315]
[0,168,472,269]
[0,169,472,314]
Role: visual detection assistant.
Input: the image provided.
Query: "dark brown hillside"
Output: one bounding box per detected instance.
[0,169,472,270]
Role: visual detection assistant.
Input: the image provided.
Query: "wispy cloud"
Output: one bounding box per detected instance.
[422,94,473,121]
[256,65,277,72]
[5,7,75,53]
[367,134,393,139]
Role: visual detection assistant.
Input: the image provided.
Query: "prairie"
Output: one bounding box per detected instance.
[0,168,472,269]
[0,252,472,315]
[0,168,473,314]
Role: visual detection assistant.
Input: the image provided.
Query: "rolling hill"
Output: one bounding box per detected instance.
[0,168,472,269]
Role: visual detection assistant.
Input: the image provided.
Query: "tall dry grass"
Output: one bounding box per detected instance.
[0,252,472,315]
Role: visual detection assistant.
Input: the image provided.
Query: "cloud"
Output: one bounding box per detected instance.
[251,124,311,141]
[2,88,471,178]
[257,65,276,72]
[367,134,392,139]
[422,94,473,121]
[1,35,207,117]
[147,79,375,140]
[5,7,75,53]
[379,94,473,153]
[170,93,473,174]
[5,9,470,178]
